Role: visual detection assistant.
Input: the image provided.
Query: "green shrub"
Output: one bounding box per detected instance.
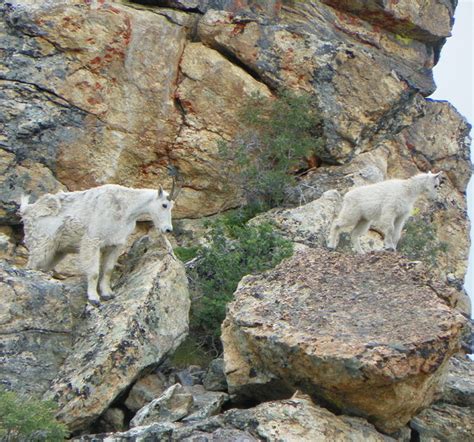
[398,214,448,266]
[0,389,68,442]
[174,246,201,263]
[220,89,324,209]
[169,336,214,368]
[189,217,293,352]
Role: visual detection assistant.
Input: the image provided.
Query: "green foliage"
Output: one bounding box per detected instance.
[189,217,293,352]
[398,215,448,266]
[220,89,324,209]
[174,246,200,263]
[0,389,68,442]
[169,336,214,368]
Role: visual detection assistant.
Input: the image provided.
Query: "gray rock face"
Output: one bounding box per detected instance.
[76,396,393,441]
[222,248,466,433]
[203,358,228,392]
[410,403,474,442]
[130,383,194,428]
[0,261,81,395]
[182,385,229,422]
[124,372,168,413]
[443,356,474,407]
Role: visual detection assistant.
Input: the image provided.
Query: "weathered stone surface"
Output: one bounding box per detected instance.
[130,383,194,427]
[172,41,271,216]
[76,396,392,441]
[182,385,229,422]
[443,356,474,407]
[410,402,474,442]
[396,100,472,193]
[222,248,466,433]
[320,0,455,42]
[198,2,442,162]
[44,242,190,433]
[124,372,168,413]
[203,358,228,392]
[0,261,81,395]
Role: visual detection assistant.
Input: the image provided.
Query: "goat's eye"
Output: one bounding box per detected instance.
[162,203,168,209]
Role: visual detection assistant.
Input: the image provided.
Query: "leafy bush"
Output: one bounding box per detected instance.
[0,389,68,442]
[189,215,293,352]
[398,213,448,266]
[221,89,324,209]
[174,246,200,263]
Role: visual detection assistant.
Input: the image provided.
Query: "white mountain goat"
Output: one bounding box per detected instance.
[327,172,442,253]
[19,181,181,306]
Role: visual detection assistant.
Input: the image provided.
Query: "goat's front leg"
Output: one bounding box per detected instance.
[79,236,102,306]
[99,245,123,300]
[380,213,396,251]
[392,213,409,250]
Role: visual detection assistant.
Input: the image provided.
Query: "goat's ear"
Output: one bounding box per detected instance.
[158,185,164,198]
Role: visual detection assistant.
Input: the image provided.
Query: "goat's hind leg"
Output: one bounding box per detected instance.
[99,245,123,301]
[27,237,58,271]
[79,236,102,306]
[327,206,358,250]
[350,219,370,254]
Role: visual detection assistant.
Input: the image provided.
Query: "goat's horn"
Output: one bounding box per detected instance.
[166,165,182,201]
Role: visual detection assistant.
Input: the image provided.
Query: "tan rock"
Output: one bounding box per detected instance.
[222,248,466,433]
[398,100,472,193]
[45,241,190,432]
[125,372,168,413]
[198,5,438,162]
[320,0,454,42]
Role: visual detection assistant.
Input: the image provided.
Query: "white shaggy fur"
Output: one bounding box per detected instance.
[19,184,175,306]
[327,172,442,253]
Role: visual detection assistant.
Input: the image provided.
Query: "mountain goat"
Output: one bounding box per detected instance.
[19,182,181,306]
[327,172,442,253]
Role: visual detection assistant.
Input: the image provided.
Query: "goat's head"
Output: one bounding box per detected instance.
[149,171,183,234]
[149,186,175,234]
[423,171,443,199]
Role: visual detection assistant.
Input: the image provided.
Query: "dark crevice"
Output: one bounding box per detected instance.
[0,327,71,336]
[205,42,278,93]
[130,0,204,14]
[0,77,100,120]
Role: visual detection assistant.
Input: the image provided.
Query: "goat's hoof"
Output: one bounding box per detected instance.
[88,298,101,307]
[101,293,115,301]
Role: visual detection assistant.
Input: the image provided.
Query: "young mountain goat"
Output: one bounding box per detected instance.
[19,183,179,306]
[327,172,442,253]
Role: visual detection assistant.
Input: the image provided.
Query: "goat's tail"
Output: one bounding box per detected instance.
[18,194,30,216]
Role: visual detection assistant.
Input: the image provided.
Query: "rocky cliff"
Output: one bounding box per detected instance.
[0,0,472,440]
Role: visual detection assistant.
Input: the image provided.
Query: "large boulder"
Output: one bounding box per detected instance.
[222,247,466,433]
[43,241,190,433]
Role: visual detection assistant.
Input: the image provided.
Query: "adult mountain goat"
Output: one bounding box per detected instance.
[327,172,442,253]
[20,181,181,306]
